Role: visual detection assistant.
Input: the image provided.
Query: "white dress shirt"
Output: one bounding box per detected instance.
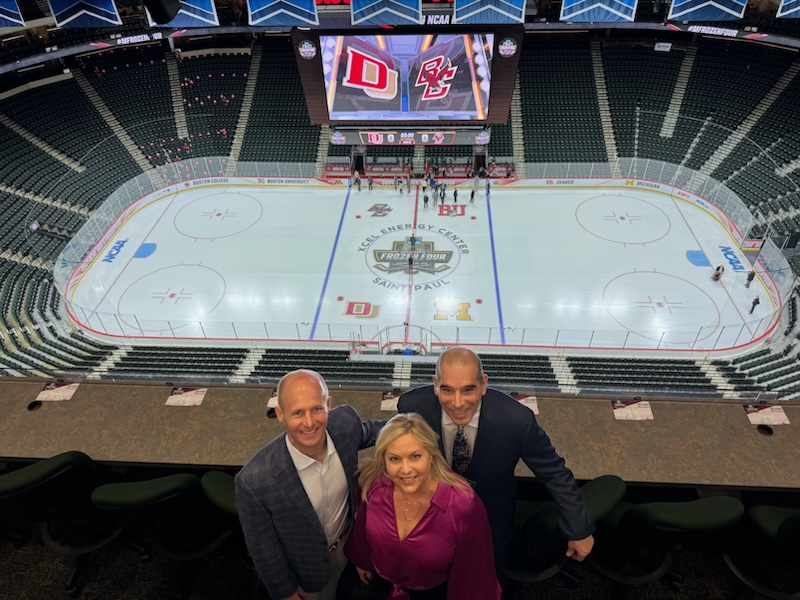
[285,432,349,548]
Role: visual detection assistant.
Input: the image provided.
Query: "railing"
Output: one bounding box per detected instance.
[60,311,778,354]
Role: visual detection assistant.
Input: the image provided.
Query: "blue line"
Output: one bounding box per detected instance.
[310,185,352,340]
[485,190,506,344]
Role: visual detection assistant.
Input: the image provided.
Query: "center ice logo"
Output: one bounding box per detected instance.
[373,237,452,275]
[360,226,468,290]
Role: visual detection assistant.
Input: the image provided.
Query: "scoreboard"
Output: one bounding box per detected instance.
[320,33,493,122]
[330,129,490,146]
[292,27,523,127]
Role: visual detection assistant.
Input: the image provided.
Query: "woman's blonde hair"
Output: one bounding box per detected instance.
[359,412,472,501]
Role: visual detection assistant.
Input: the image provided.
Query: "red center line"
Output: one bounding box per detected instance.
[404,182,421,344]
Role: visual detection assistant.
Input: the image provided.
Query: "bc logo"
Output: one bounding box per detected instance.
[415,56,457,101]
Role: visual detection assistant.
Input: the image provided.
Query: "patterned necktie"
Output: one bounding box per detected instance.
[452,426,471,475]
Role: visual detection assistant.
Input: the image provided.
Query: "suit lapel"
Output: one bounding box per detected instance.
[421,396,446,456]
[468,396,497,476]
[327,409,358,515]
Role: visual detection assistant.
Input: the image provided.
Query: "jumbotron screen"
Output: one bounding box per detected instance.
[321,34,492,121]
[292,29,522,126]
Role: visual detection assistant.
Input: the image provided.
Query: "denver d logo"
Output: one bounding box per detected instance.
[342,47,398,100]
[345,301,380,318]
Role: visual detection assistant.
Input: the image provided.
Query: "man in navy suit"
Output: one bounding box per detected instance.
[397,348,595,576]
[236,370,384,600]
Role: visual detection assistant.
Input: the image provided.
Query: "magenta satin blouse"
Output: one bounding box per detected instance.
[344,476,501,600]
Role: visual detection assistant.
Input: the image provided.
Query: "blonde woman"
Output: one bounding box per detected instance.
[344,413,500,600]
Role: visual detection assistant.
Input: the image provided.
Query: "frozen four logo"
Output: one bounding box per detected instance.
[359,225,469,290]
[498,38,518,58]
[373,239,452,275]
[297,41,317,60]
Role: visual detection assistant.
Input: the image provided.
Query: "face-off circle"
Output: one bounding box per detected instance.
[576,195,671,245]
[364,228,463,286]
[603,271,721,346]
[173,192,263,240]
[117,264,226,332]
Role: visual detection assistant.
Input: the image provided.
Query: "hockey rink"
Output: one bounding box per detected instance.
[61,179,779,352]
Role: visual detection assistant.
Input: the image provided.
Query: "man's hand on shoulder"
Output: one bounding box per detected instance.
[566,535,594,561]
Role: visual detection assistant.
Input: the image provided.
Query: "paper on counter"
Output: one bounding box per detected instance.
[612,399,654,421]
[166,387,207,406]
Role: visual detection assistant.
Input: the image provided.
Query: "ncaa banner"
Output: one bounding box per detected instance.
[148,0,219,26]
[777,0,800,17]
[560,0,637,21]
[351,0,423,25]
[454,0,525,24]
[248,0,318,25]
[47,0,121,26]
[0,0,24,28]
[667,0,745,21]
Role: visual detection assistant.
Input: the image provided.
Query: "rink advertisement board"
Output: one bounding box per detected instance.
[292,28,523,126]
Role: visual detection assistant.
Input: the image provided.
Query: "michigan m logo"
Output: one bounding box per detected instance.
[434,303,471,321]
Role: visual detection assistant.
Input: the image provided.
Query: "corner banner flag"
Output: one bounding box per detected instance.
[351,0,422,25]
[560,0,637,22]
[148,0,219,27]
[454,0,526,24]
[247,0,318,25]
[777,0,800,17]
[47,0,122,27]
[0,0,24,27]
[667,0,745,21]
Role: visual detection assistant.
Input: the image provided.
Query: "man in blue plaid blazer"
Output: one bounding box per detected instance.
[236,370,384,600]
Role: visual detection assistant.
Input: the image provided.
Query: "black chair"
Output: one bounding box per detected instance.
[0,451,120,597]
[200,470,238,520]
[506,474,627,588]
[91,472,231,598]
[589,495,745,591]
[724,504,800,599]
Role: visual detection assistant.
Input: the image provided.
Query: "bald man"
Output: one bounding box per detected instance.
[397,348,595,576]
[236,370,385,600]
